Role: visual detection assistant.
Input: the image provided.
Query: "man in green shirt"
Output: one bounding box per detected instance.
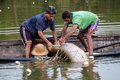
[59,11,99,59]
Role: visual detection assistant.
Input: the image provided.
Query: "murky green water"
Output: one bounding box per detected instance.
[0,0,120,40]
[0,0,120,80]
[1,57,120,80]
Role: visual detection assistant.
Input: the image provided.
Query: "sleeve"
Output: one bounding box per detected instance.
[50,19,55,31]
[72,16,82,26]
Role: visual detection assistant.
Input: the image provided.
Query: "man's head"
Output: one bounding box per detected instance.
[62,11,72,23]
[45,6,57,20]
[46,6,56,14]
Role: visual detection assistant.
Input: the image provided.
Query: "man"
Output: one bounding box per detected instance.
[59,11,99,59]
[20,6,58,58]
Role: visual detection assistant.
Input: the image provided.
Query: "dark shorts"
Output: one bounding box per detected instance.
[19,25,40,45]
[80,20,99,32]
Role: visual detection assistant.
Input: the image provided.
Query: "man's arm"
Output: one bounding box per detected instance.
[38,30,52,50]
[52,30,58,45]
[64,24,78,40]
[59,24,78,44]
[60,25,68,37]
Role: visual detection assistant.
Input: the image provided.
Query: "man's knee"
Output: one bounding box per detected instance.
[26,41,32,46]
[86,34,92,39]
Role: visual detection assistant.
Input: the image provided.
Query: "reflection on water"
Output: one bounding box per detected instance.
[1,57,120,80]
[0,0,120,40]
[0,62,23,80]
[94,57,120,80]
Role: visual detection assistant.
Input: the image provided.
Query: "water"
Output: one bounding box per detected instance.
[0,57,120,80]
[94,57,120,80]
[0,0,120,80]
[0,0,120,40]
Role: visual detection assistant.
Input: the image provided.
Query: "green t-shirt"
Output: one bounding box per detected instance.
[72,11,99,30]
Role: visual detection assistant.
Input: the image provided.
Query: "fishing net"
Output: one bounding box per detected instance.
[51,43,89,65]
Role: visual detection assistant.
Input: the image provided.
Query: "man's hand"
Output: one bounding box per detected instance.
[54,41,59,45]
[47,42,53,51]
[59,37,66,45]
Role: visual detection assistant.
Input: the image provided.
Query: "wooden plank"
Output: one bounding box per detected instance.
[0,35,120,45]
[93,42,120,51]
[0,51,120,61]
[0,58,36,61]
[93,51,120,57]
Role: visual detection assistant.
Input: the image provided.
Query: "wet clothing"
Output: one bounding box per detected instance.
[65,11,99,30]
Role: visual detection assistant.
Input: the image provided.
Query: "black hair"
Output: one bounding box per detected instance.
[62,11,72,19]
[46,6,57,14]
